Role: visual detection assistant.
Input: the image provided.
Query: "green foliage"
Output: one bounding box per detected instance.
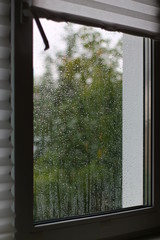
[34,24,122,221]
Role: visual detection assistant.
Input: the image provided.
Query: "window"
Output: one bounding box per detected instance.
[34,22,124,222]
[14,1,160,239]
[33,20,149,223]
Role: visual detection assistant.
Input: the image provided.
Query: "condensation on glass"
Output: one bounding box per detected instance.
[33,20,151,223]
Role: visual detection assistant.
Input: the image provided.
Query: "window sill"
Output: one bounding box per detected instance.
[134,234,160,240]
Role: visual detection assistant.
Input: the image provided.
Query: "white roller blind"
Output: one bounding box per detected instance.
[29,0,160,38]
[0,0,15,239]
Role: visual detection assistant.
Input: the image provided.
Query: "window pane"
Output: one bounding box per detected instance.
[33,20,150,223]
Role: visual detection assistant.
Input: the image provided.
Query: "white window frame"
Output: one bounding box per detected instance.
[14,1,160,239]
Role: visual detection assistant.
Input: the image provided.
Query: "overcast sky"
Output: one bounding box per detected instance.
[33,19,122,78]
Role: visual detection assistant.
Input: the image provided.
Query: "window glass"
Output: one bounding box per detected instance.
[33,20,150,223]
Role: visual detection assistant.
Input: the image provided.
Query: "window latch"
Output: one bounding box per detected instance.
[31,10,50,51]
[21,0,50,51]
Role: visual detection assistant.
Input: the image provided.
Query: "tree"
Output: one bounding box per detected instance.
[34,23,122,221]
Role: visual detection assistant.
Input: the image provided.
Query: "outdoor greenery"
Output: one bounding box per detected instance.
[33,23,122,222]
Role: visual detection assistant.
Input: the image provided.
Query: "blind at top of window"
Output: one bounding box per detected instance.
[29,0,160,39]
